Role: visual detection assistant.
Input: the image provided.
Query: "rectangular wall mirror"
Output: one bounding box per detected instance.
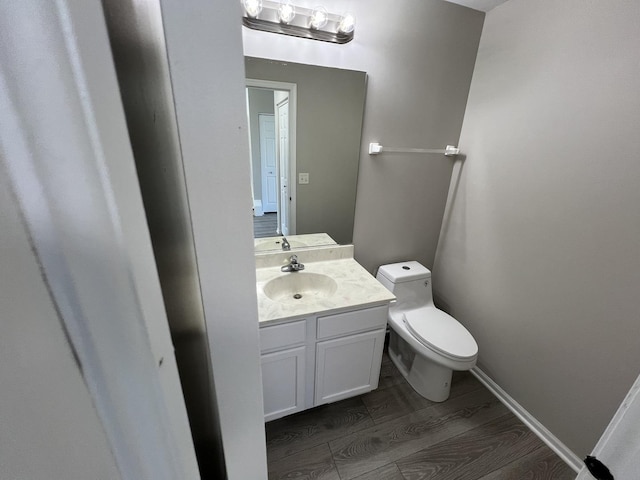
[245,57,367,251]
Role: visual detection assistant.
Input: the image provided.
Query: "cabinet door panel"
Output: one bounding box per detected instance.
[315,329,385,405]
[261,346,306,421]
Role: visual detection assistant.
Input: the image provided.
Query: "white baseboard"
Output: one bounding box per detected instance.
[471,367,583,473]
[253,199,264,216]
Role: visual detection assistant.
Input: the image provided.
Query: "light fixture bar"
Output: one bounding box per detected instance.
[241,1,355,44]
[242,16,353,43]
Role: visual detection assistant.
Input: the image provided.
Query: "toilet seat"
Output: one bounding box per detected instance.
[403,307,478,361]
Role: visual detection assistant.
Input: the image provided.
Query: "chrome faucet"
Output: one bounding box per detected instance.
[281,255,305,272]
[281,237,291,251]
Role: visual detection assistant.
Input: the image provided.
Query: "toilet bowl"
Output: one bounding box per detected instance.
[376,261,478,402]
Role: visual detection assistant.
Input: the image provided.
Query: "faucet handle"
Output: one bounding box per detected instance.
[281,254,304,272]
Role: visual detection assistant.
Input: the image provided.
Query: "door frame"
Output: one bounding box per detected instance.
[576,370,640,478]
[0,0,198,477]
[275,95,290,235]
[246,79,297,235]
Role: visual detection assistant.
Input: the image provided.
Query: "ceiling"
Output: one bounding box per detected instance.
[443,0,509,12]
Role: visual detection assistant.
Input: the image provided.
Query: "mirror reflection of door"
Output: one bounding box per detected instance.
[247,82,296,239]
[258,113,277,214]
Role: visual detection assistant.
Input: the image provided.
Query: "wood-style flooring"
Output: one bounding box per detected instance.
[254,212,278,238]
[265,352,576,480]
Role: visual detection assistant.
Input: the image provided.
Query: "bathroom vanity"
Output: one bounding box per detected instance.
[255,243,395,421]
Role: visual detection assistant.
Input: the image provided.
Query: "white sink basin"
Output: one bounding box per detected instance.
[263,272,338,303]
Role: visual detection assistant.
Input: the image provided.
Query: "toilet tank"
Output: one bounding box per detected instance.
[376,261,433,312]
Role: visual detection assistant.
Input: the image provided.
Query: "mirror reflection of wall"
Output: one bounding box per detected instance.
[246,57,367,245]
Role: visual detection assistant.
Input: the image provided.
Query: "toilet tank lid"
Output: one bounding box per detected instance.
[377,261,431,283]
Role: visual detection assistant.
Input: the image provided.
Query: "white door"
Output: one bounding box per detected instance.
[259,114,277,213]
[576,371,640,479]
[276,96,290,235]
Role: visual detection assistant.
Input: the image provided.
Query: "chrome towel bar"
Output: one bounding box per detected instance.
[368,142,460,156]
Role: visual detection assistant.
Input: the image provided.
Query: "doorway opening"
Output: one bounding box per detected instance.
[246,80,297,238]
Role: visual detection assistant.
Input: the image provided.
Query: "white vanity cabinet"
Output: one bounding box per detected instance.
[259,320,307,421]
[259,304,388,421]
[314,306,387,405]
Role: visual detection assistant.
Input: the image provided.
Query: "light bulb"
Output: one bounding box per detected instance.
[278,1,296,24]
[309,6,328,29]
[338,13,355,34]
[243,0,263,18]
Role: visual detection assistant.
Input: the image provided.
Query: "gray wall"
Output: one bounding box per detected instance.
[245,57,367,244]
[247,88,274,199]
[243,0,485,270]
[434,0,640,456]
[102,0,222,469]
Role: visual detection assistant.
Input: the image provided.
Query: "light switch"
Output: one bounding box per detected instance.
[298,173,309,184]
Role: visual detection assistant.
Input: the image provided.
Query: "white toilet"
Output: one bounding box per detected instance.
[376,261,478,402]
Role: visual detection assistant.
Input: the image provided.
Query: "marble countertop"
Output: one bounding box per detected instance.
[256,258,396,324]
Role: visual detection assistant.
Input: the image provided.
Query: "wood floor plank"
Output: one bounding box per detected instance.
[476,445,576,480]
[376,353,405,390]
[267,443,340,480]
[395,414,544,480]
[265,347,573,480]
[266,396,374,462]
[253,213,278,238]
[351,463,405,480]
[363,371,484,424]
[329,388,508,479]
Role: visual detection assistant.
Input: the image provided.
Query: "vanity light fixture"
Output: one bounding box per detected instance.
[243,0,263,18]
[241,0,355,44]
[337,12,356,34]
[309,6,328,29]
[278,0,296,24]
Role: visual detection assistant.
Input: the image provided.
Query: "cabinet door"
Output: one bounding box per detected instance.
[261,346,306,422]
[315,329,385,405]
